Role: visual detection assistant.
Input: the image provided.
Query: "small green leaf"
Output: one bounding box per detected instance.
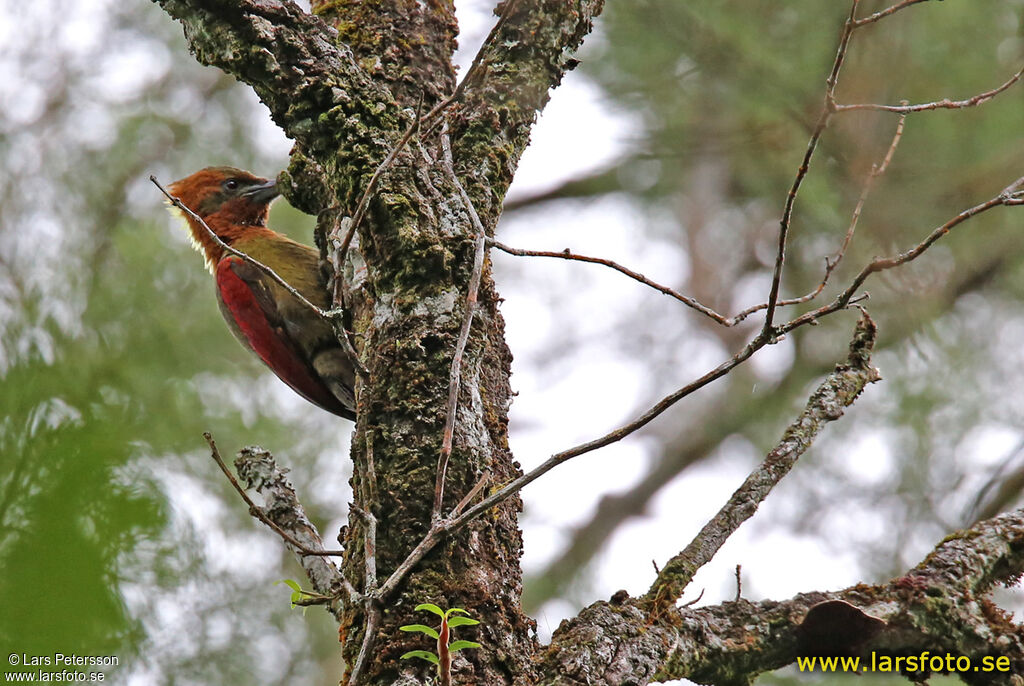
[274,579,305,608]
[414,603,446,618]
[444,607,469,617]
[446,616,479,628]
[448,640,481,653]
[401,650,440,665]
[399,624,440,639]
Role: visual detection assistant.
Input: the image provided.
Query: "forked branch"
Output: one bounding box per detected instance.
[647,312,880,607]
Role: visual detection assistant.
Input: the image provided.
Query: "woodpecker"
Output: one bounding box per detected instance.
[168,167,356,419]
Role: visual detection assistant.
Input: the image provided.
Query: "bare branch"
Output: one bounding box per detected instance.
[377,524,447,601]
[852,0,938,27]
[763,0,859,332]
[647,313,880,607]
[351,506,378,594]
[205,436,355,613]
[353,443,378,593]
[451,335,766,532]
[452,470,491,518]
[779,177,1024,335]
[841,113,906,257]
[205,434,345,559]
[347,601,382,686]
[488,239,734,325]
[725,112,908,324]
[835,66,1024,113]
[432,126,488,521]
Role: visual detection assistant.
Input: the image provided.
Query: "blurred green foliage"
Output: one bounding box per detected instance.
[0,1,346,682]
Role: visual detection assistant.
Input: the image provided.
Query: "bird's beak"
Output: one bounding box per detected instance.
[244,179,280,204]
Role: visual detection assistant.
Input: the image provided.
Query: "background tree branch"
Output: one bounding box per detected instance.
[649,311,881,608]
[540,508,1024,684]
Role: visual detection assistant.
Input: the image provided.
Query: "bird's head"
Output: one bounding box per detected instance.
[168,166,279,225]
[167,166,280,270]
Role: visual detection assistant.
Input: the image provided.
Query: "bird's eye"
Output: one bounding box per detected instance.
[223,179,240,192]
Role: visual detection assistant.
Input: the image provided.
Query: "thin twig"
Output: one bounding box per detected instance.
[451,335,766,531]
[326,212,370,379]
[357,430,379,593]
[341,323,369,379]
[347,601,382,686]
[432,125,488,521]
[763,0,859,332]
[337,90,465,269]
[452,470,491,517]
[325,208,346,308]
[338,103,427,268]
[779,177,1024,334]
[377,524,446,600]
[204,433,346,557]
[842,113,906,255]
[364,429,379,509]
[734,565,742,602]
[852,0,935,27]
[646,313,880,607]
[681,588,705,608]
[835,66,1024,113]
[351,506,378,593]
[488,239,734,325]
[729,112,907,324]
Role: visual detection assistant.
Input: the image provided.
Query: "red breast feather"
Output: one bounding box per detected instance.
[215,256,353,418]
